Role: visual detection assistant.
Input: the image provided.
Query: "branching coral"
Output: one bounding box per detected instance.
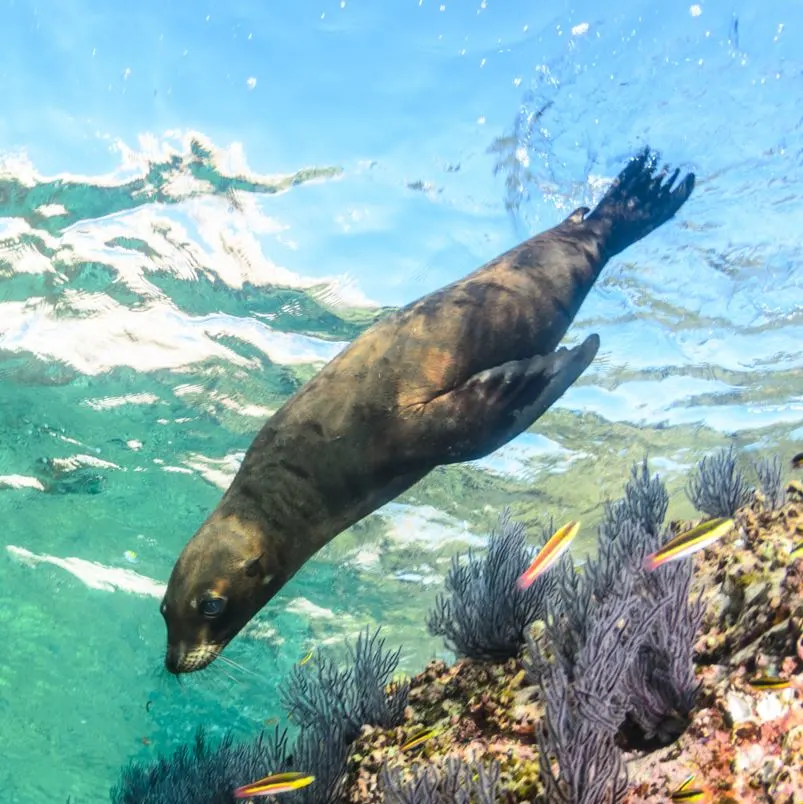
[526,584,665,804]
[600,457,669,541]
[281,626,409,744]
[754,454,786,511]
[524,460,706,803]
[111,726,292,804]
[112,627,407,804]
[426,509,555,660]
[623,560,704,745]
[686,444,753,517]
[379,757,501,804]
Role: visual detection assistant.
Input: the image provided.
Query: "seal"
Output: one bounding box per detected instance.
[161,147,695,673]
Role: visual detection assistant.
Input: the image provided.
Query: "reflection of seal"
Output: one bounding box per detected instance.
[162,148,695,673]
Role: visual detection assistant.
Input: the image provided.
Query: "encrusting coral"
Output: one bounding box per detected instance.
[112,450,803,803]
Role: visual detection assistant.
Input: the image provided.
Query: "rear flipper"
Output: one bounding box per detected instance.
[416,334,600,465]
[587,148,696,258]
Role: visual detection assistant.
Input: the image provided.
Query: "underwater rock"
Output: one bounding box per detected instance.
[342,658,542,803]
[692,489,803,667]
[344,493,802,803]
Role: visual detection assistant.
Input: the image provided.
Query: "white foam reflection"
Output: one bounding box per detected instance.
[6,545,167,598]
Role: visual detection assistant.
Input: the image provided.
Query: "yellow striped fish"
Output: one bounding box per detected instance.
[233,771,315,799]
[670,788,707,803]
[748,674,791,691]
[643,518,733,571]
[516,521,580,590]
[672,774,696,794]
[400,727,439,752]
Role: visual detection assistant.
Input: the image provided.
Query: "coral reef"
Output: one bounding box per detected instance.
[621,481,803,803]
[111,453,802,804]
[112,627,406,804]
[343,460,801,803]
[521,461,704,802]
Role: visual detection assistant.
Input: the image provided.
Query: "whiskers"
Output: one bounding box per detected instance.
[214,651,265,681]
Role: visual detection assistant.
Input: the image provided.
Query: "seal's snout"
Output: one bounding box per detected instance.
[164,640,222,674]
[164,643,184,675]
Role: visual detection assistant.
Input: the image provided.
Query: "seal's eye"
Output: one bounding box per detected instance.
[200,597,227,619]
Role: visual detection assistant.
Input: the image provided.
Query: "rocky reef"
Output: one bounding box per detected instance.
[112,450,803,803]
[344,484,802,803]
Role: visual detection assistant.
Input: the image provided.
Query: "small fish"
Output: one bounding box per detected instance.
[263,717,279,727]
[748,674,791,691]
[789,542,803,561]
[123,549,138,564]
[643,518,733,571]
[791,452,803,470]
[670,788,707,803]
[299,650,314,666]
[233,771,315,799]
[517,520,581,590]
[400,727,439,752]
[672,774,696,794]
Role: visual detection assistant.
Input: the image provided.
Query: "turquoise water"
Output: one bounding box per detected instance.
[0,0,801,800]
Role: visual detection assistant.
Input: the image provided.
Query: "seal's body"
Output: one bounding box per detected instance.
[162,148,695,673]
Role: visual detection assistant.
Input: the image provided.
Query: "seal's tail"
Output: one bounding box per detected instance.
[586,147,695,258]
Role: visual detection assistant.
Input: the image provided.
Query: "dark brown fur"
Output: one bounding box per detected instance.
[161,148,695,673]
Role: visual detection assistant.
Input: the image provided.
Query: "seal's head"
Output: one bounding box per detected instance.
[160,512,283,674]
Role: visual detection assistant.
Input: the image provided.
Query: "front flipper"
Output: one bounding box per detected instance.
[411,334,600,465]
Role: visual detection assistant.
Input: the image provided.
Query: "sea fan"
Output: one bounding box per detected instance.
[379,756,501,804]
[111,726,292,804]
[753,455,785,511]
[686,444,753,517]
[427,509,555,660]
[281,626,409,744]
[600,457,669,541]
[113,628,407,804]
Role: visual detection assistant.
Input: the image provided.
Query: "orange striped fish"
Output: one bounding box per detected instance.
[516,521,580,590]
[643,518,733,571]
[233,771,315,799]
